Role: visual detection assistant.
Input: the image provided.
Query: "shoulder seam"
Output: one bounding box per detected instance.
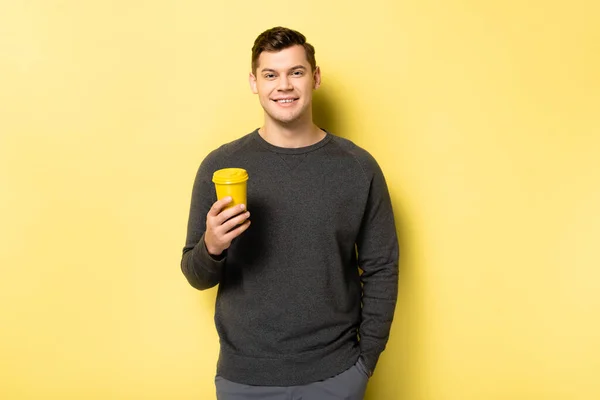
[329,137,370,184]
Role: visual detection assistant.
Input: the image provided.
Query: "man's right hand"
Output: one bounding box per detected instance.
[204,197,251,256]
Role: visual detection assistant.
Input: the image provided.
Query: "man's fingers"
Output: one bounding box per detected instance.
[216,203,247,224]
[223,220,251,242]
[222,211,251,233]
[208,197,233,216]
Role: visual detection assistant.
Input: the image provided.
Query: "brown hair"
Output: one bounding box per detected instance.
[251,27,317,74]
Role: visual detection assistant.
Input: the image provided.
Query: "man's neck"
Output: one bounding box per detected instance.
[259,118,325,149]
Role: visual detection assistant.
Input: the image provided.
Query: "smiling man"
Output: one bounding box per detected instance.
[181,27,399,400]
[249,43,322,145]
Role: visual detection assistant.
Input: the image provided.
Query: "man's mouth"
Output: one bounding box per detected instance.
[272,98,298,103]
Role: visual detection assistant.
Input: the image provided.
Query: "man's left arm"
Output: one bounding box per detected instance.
[356,155,399,376]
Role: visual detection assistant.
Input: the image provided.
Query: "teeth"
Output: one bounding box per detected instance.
[277,99,294,103]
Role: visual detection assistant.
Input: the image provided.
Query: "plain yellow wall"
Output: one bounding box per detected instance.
[1,1,599,399]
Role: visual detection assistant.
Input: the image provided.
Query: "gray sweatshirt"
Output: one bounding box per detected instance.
[181,129,398,386]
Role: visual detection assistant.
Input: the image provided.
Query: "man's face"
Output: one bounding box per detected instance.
[249,45,321,126]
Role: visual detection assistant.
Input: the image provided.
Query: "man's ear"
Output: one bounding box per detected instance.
[313,66,321,90]
[249,72,258,94]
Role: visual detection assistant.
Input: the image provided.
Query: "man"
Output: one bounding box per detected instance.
[181,26,398,400]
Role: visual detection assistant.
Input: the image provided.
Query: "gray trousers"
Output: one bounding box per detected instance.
[215,359,370,400]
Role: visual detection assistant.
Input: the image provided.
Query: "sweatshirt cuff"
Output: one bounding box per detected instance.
[359,342,382,376]
[193,233,227,270]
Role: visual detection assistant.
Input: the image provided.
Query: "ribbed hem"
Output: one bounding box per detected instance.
[216,342,360,386]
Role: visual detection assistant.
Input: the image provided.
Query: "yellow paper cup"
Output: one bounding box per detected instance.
[212,168,249,209]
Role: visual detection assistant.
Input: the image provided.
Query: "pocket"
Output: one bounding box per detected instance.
[320,361,369,399]
[355,358,370,379]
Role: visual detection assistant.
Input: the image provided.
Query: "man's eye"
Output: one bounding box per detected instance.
[264,74,275,79]
[292,70,304,76]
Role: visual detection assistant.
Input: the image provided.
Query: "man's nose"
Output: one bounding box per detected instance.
[277,76,293,90]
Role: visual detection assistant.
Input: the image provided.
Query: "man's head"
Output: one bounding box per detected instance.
[249,27,321,127]
[251,27,317,75]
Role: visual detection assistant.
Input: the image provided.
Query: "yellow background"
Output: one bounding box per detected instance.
[1,1,599,399]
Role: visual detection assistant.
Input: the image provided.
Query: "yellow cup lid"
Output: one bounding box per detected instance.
[212,168,249,184]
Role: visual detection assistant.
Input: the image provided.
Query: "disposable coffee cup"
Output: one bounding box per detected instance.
[212,168,249,209]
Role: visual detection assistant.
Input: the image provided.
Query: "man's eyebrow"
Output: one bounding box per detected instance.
[260,65,307,73]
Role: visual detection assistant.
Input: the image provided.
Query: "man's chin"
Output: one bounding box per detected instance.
[265,112,300,126]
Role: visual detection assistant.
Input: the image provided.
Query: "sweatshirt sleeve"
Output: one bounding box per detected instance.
[180,155,226,290]
[356,155,399,375]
